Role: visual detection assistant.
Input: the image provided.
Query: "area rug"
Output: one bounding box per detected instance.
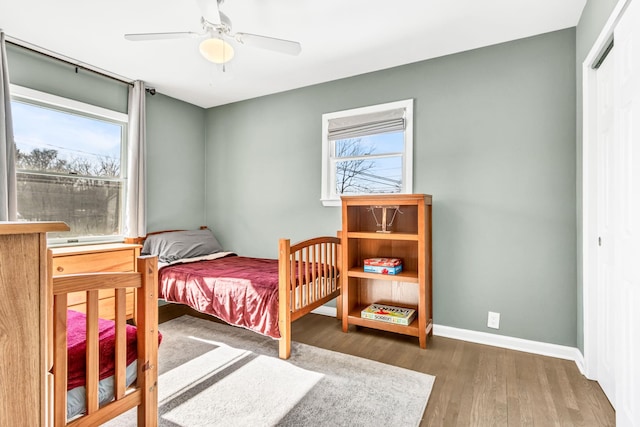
[106,315,435,427]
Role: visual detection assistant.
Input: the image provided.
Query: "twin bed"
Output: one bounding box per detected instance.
[52,228,341,425]
[141,228,341,359]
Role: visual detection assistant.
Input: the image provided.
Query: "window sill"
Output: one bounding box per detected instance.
[47,236,126,247]
[320,199,342,207]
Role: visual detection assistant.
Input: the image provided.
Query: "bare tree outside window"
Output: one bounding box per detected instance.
[335,138,376,194]
[334,135,403,196]
[16,148,68,172]
[16,148,120,178]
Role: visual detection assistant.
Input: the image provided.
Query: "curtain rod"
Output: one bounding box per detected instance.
[5,35,135,87]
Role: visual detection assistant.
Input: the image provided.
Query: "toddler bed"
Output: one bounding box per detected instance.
[138,229,341,359]
[48,253,160,426]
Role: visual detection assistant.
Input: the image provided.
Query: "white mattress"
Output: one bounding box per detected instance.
[67,360,138,420]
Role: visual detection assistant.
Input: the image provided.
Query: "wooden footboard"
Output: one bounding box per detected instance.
[278,236,341,359]
[48,253,159,427]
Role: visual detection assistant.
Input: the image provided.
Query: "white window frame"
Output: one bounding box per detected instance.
[10,84,129,245]
[320,99,413,207]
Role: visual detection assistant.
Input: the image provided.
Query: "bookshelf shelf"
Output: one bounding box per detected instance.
[346,306,422,336]
[346,267,420,283]
[340,194,433,349]
[345,231,419,241]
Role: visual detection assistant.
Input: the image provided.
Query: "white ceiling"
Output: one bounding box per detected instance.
[1,0,586,109]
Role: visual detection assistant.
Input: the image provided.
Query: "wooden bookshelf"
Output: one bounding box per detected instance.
[340,194,433,348]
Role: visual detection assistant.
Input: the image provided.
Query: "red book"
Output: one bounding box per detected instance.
[363,257,402,267]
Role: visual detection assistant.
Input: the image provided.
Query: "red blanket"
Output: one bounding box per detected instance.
[159,255,282,339]
[67,310,162,390]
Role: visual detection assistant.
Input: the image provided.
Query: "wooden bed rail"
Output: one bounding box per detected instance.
[278,236,341,359]
[48,254,159,427]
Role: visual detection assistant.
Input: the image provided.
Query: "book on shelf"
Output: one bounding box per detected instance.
[361,303,416,325]
[363,257,403,275]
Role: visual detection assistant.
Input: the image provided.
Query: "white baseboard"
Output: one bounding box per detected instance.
[574,353,586,376]
[434,324,586,375]
[308,308,585,374]
[311,306,338,317]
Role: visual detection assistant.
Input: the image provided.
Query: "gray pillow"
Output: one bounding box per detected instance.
[141,229,223,263]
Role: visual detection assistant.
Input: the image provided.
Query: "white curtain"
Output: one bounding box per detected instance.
[125,80,146,238]
[0,31,17,221]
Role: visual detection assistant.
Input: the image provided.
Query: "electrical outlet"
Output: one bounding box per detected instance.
[487,311,500,329]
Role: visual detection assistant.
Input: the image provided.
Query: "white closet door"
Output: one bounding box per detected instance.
[613,0,640,425]
[595,49,616,405]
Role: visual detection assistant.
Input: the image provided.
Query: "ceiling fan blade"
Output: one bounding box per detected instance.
[235,32,302,56]
[197,0,221,25]
[124,31,204,41]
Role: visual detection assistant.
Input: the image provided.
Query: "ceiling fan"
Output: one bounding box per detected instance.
[124,0,302,64]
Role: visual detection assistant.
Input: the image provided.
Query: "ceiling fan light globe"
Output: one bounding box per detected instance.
[199,38,235,64]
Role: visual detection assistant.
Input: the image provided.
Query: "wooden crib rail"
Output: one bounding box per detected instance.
[48,254,158,427]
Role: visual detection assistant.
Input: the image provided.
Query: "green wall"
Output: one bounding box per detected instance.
[574,0,620,352]
[6,44,206,233]
[205,29,578,346]
[145,94,206,232]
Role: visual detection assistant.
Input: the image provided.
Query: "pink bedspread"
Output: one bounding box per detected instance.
[67,310,162,390]
[159,255,282,339]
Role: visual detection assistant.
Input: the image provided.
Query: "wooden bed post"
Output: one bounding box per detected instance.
[278,239,292,359]
[336,230,343,320]
[136,256,159,427]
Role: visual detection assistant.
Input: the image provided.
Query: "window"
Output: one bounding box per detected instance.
[11,85,128,244]
[321,99,413,206]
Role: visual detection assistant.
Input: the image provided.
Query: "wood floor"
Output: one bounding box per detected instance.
[159,307,615,426]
